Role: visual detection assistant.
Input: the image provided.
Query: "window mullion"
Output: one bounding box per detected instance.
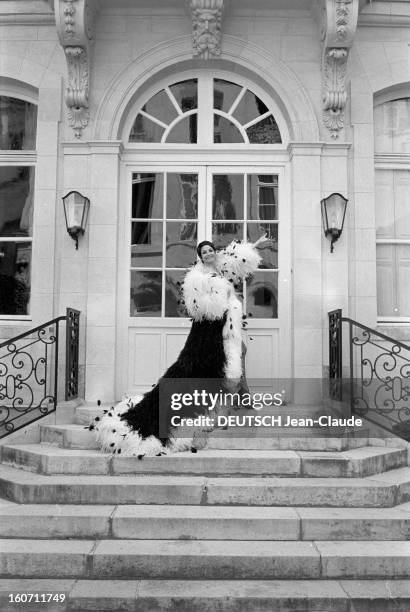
[197,74,213,146]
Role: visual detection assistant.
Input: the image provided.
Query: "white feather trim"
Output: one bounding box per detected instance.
[167,435,194,453]
[222,294,243,379]
[93,395,164,457]
[223,333,242,379]
[167,423,212,453]
[217,241,261,281]
[183,264,229,321]
[92,394,211,456]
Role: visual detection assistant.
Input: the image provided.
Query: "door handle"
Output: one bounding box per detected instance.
[249,337,254,341]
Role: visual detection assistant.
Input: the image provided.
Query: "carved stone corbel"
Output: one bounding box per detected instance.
[188,0,225,60]
[320,0,359,138]
[54,0,99,138]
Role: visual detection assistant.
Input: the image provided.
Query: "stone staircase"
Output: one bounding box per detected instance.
[0,402,410,611]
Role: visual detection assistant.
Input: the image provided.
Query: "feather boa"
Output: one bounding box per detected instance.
[183,265,228,322]
[216,240,261,283]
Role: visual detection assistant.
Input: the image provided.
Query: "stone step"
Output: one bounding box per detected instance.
[41,424,99,449]
[1,463,409,506]
[1,579,410,612]
[1,443,405,477]
[0,500,409,540]
[207,435,368,450]
[1,538,410,579]
[41,422,369,451]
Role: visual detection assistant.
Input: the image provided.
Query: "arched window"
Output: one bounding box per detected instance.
[129,77,282,145]
[374,95,410,320]
[0,95,37,317]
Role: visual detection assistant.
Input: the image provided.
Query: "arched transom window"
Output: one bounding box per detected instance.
[129,76,282,145]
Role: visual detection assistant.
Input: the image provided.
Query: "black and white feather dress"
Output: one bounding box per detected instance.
[90,240,261,456]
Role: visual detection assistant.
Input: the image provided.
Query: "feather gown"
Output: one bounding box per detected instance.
[90,240,261,456]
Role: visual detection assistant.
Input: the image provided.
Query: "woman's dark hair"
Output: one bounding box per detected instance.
[197,240,216,261]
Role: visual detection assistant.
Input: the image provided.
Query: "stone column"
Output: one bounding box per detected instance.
[85,141,122,403]
[289,143,323,403]
[58,140,121,403]
[321,143,350,379]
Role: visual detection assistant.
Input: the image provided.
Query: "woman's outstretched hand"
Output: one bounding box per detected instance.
[253,232,273,249]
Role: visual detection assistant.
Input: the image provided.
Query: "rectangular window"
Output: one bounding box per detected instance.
[0,96,37,151]
[375,168,410,318]
[0,166,34,316]
[130,172,198,318]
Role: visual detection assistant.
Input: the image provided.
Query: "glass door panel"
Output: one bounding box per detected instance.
[247,223,278,269]
[130,171,199,318]
[247,272,278,319]
[129,169,280,320]
[212,174,244,220]
[210,171,278,319]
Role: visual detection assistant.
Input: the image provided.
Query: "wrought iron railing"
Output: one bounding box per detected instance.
[0,308,80,439]
[329,309,410,441]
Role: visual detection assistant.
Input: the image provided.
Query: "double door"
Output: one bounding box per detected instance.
[117,165,291,396]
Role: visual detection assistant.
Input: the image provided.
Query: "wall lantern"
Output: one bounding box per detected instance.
[62,191,90,250]
[321,193,348,253]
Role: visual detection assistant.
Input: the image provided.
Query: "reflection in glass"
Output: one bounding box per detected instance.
[233,90,268,125]
[169,80,198,112]
[0,97,37,150]
[130,270,162,317]
[374,99,410,154]
[375,169,410,238]
[0,166,34,237]
[166,115,197,143]
[165,270,187,317]
[375,169,394,237]
[129,114,164,142]
[247,174,278,220]
[212,222,243,249]
[166,222,197,268]
[213,174,244,220]
[132,173,163,219]
[0,241,31,315]
[214,115,244,143]
[376,244,395,317]
[167,173,198,219]
[377,244,410,317]
[213,79,242,112]
[131,221,163,267]
[398,245,410,315]
[393,170,410,238]
[142,89,177,125]
[247,115,281,144]
[247,271,278,319]
[247,223,278,269]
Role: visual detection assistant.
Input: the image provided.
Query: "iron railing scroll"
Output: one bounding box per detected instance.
[0,308,80,439]
[328,309,410,441]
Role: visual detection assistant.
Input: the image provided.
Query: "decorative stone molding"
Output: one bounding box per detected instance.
[188,0,225,60]
[319,0,359,138]
[64,46,90,137]
[54,0,100,138]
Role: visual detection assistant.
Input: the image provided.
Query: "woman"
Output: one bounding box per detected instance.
[90,234,269,456]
